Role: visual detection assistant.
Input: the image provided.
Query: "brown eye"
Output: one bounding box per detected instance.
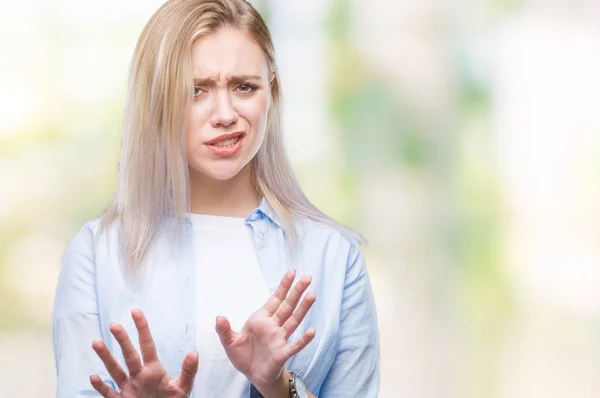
[193,86,206,97]
[237,83,256,93]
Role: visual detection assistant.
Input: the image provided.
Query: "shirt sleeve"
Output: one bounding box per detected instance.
[319,242,381,397]
[52,224,116,397]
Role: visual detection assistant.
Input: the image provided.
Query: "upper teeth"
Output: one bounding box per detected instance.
[214,137,237,147]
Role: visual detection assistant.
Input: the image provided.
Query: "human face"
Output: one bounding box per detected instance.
[186,27,271,181]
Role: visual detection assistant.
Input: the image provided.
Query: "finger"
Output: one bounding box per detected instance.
[261,269,296,315]
[91,339,128,389]
[282,292,316,338]
[131,308,159,365]
[110,322,143,376]
[285,328,316,358]
[215,316,238,348]
[273,275,312,325]
[90,375,119,398]
[175,350,199,394]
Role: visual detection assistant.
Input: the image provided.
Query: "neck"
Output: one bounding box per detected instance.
[189,164,260,217]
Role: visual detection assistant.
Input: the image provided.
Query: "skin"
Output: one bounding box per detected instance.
[90,27,318,398]
[186,26,271,217]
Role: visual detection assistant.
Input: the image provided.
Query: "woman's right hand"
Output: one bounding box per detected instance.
[90,309,199,398]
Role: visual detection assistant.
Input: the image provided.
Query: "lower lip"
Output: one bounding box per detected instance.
[205,135,244,157]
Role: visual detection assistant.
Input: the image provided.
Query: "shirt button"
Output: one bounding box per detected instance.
[249,213,258,221]
[257,231,265,240]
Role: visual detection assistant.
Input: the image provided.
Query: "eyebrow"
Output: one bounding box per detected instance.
[193,74,263,85]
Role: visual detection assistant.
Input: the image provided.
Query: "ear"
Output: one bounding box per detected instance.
[270,72,276,87]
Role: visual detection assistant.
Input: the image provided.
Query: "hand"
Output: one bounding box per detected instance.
[90,309,199,398]
[215,270,316,394]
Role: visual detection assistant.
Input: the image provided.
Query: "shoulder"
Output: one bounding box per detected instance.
[58,217,114,281]
[63,218,101,256]
[291,217,364,264]
[78,215,125,245]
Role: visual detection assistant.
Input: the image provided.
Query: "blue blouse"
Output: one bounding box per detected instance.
[52,199,380,397]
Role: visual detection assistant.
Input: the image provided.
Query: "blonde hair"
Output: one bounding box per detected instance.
[100,0,362,268]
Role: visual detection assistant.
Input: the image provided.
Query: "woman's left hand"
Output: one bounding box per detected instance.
[215,269,316,394]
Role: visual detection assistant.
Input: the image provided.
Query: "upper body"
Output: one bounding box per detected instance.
[52,0,381,396]
[52,199,380,397]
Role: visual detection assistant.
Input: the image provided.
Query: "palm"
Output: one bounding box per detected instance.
[227,310,289,378]
[90,309,198,398]
[216,270,316,389]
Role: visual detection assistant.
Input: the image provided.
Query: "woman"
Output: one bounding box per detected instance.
[52,0,380,397]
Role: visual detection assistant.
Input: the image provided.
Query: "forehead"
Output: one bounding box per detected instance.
[190,27,269,79]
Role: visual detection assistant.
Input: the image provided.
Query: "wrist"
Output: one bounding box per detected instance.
[254,370,291,398]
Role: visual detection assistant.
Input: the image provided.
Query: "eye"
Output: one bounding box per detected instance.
[237,83,256,93]
[193,86,206,97]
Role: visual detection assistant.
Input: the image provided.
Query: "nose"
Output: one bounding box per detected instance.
[209,91,238,128]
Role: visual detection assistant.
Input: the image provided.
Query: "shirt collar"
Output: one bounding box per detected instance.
[250,197,284,229]
[182,197,284,229]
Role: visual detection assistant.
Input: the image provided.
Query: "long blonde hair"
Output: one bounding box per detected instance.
[100,0,363,268]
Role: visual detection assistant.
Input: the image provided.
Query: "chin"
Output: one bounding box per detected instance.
[193,163,245,181]
[211,170,241,181]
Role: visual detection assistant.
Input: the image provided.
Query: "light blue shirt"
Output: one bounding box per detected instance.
[52,199,380,397]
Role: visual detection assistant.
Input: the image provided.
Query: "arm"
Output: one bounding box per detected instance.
[254,244,380,398]
[216,270,319,398]
[52,224,115,397]
[318,243,381,398]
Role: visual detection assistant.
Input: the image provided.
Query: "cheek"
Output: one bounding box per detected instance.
[184,111,196,159]
[237,95,269,132]
[185,104,210,152]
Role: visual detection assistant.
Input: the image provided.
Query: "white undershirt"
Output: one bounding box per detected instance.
[189,213,271,397]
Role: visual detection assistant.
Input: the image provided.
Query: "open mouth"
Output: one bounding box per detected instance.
[205,133,245,157]
[208,136,241,147]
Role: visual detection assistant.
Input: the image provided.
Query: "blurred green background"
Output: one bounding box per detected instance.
[2,0,600,397]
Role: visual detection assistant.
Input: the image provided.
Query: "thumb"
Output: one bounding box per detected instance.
[215,316,236,347]
[175,350,199,394]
